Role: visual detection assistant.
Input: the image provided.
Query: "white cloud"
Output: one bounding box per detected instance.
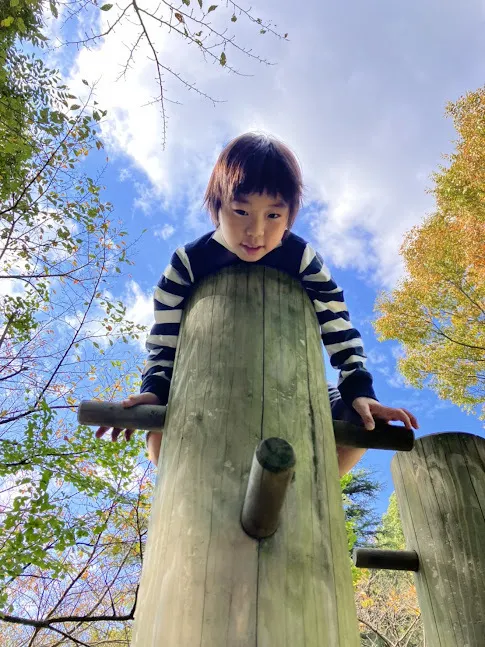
[132,181,159,215]
[375,363,410,390]
[0,276,25,300]
[390,345,406,361]
[119,168,131,182]
[154,224,175,240]
[124,280,154,349]
[366,345,412,390]
[423,400,454,418]
[65,0,485,286]
[366,348,388,367]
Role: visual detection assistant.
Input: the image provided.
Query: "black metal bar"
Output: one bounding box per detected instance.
[353,548,420,571]
[333,420,414,451]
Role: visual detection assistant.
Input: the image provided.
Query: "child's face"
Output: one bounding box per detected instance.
[218,192,290,262]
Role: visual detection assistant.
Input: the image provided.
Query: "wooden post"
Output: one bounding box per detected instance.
[391,432,485,647]
[131,265,360,646]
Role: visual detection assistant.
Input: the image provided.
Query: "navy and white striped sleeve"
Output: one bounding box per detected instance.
[299,243,377,406]
[140,246,194,404]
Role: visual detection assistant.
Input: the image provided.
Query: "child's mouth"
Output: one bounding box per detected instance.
[241,244,263,255]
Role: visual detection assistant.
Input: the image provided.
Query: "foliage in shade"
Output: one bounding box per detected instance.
[341,468,381,550]
[355,493,424,646]
[375,492,405,550]
[374,87,485,420]
[0,0,286,642]
[0,2,152,643]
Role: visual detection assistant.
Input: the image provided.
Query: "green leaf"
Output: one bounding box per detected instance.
[220,51,226,66]
[208,4,217,12]
[182,0,190,5]
[198,0,203,7]
[49,1,58,19]
[82,79,89,86]
[10,0,19,7]
[1,16,14,27]
[231,14,237,22]
[100,3,113,10]
[70,104,81,110]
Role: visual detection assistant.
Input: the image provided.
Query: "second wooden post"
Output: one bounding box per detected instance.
[131,265,360,646]
[392,433,485,646]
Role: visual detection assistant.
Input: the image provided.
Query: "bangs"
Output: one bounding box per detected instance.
[204,133,303,226]
[226,143,298,207]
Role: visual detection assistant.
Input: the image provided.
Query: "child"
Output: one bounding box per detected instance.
[96,133,418,476]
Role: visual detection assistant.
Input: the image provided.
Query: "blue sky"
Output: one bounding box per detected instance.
[49,0,485,515]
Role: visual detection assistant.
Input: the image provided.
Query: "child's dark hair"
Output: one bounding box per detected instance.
[204,133,303,228]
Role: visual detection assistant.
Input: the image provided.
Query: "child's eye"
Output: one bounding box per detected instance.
[268,213,281,219]
[234,209,248,216]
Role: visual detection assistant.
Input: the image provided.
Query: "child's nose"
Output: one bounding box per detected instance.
[246,218,265,238]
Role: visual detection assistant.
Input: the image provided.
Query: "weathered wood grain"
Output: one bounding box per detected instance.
[131,265,360,646]
[392,432,485,646]
[78,400,166,430]
[240,437,296,539]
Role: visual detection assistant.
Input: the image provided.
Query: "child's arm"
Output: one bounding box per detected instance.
[299,244,376,404]
[299,243,419,431]
[140,248,194,404]
[95,247,194,443]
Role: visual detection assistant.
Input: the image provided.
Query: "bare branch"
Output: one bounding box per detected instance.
[54,0,286,145]
[358,617,393,647]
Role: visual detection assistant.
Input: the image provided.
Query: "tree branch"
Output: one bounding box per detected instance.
[0,605,136,628]
[47,624,93,647]
[431,320,485,353]
[357,616,393,647]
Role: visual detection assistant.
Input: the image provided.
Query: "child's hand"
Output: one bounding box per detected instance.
[95,392,161,442]
[352,397,419,432]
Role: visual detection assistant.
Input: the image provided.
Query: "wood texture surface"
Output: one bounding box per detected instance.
[131,265,360,646]
[392,432,485,646]
[78,400,166,430]
[240,437,296,539]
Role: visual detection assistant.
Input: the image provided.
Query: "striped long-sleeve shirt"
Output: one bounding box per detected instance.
[140,229,377,407]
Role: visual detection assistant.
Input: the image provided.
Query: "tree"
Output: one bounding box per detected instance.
[0,0,45,191]
[374,86,485,419]
[0,460,153,646]
[0,4,152,643]
[0,0,288,641]
[339,467,382,590]
[52,0,288,146]
[341,468,381,548]
[355,493,424,647]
